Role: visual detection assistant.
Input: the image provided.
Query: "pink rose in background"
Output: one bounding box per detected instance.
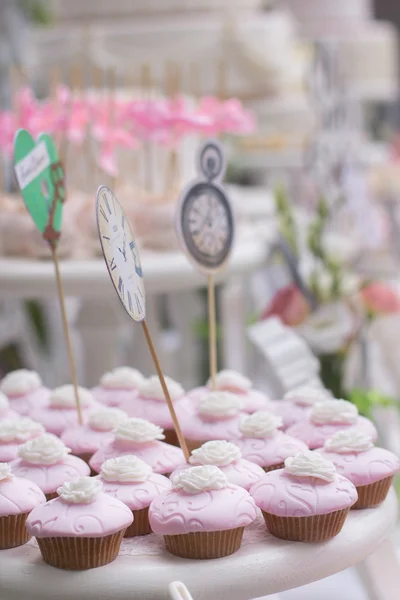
[360,282,400,316]
[261,284,310,326]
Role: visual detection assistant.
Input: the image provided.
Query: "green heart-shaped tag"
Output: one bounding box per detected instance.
[13,129,66,247]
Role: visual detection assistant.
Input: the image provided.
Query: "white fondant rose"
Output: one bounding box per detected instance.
[18,434,71,465]
[138,375,184,402]
[324,430,374,454]
[115,418,165,443]
[0,462,14,481]
[311,399,358,426]
[208,370,251,393]
[88,408,127,432]
[173,465,228,494]
[50,385,93,408]
[239,411,282,438]
[0,392,10,412]
[57,477,102,504]
[100,367,145,390]
[284,385,332,407]
[0,418,44,443]
[0,369,41,396]
[101,455,152,483]
[189,440,242,467]
[284,451,336,482]
[198,392,241,420]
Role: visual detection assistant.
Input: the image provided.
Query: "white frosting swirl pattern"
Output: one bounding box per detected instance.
[172,465,229,494]
[0,418,44,443]
[189,440,242,467]
[208,370,251,393]
[284,385,332,407]
[88,408,127,432]
[198,392,241,420]
[0,462,14,481]
[138,375,184,402]
[0,369,41,396]
[101,455,152,483]
[100,367,145,390]
[239,411,282,438]
[115,418,165,443]
[311,399,358,425]
[18,434,71,465]
[0,392,9,411]
[50,385,93,408]
[324,430,374,454]
[284,451,336,482]
[57,477,102,504]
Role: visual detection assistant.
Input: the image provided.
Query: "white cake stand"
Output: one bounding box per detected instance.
[0,489,397,600]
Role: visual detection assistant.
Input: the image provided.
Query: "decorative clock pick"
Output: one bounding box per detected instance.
[96,185,190,462]
[175,139,234,390]
[13,129,83,424]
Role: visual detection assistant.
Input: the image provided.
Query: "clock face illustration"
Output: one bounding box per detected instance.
[96,186,145,322]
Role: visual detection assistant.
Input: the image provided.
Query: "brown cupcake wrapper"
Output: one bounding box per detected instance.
[0,513,31,549]
[125,506,152,537]
[263,462,285,473]
[164,527,244,559]
[76,452,98,476]
[163,429,179,447]
[36,529,126,570]
[353,476,393,509]
[262,508,349,542]
[184,438,203,453]
[45,491,58,501]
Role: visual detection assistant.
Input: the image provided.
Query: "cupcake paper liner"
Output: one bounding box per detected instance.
[263,462,285,473]
[163,527,244,559]
[45,491,58,501]
[185,438,206,453]
[0,513,31,549]
[262,508,349,542]
[125,507,152,537]
[354,475,393,509]
[36,529,126,570]
[163,429,179,447]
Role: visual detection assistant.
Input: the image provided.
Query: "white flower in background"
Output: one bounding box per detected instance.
[296,301,356,354]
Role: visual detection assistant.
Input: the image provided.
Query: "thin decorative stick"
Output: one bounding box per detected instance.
[208,274,217,391]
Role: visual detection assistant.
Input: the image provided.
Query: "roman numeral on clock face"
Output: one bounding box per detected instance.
[135,293,142,313]
[99,206,109,222]
[110,257,116,271]
[102,192,112,214]
[118,276,124,299]
[128,291,133,312]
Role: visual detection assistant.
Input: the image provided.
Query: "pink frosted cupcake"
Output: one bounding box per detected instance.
[250,451,358,542]
[92,367,145,408]
[271,385,333,429]
[186,370,271,414]
[286,399,378,449]
[235,411,308,471]
[0,462,46,549]
[122,375,185,446]
[0,369,50,416]
[0,418,44,462]
[99,455,172,536]
[26,477,133,570]
[177,392,246,452]
[170,440,264,491]
[149,465,257,559]
[318,430,400,509]
[30,385,97,436]
[0,392,19,420]
[61,407,128,463]
[89,418,185,475]
[11,433,90,500]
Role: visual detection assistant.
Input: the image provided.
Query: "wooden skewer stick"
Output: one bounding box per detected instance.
[208,274,217,391]
[50,245,83,425]
[141,319,190,462]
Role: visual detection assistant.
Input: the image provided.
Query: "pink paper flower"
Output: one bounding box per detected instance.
[261,284,310,326]
[360,282,400,316]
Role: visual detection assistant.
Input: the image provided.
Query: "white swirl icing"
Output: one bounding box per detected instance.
[0,462,14,481]
[138,375,184,402]
[0,369,42,396]
[0,392,10,412]
[49,385,93,408]
[57,476,103,504]
[88,408,127,432]
[189,440,242,467]
[198,391,241,420]
[18,433,71,465]
[208,370,251,393]
[0,418,44,443]
[324,430,374,454]
[100,455,152,483]
[115,418,165,443]
[311,399,358,425]
[239,411,283,438]
[284,385,332,407]
[172,465,229,494]
[100,367,145,390]
[284,451,336,482]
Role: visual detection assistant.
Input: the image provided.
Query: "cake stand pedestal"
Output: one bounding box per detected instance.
[0,489,397,600]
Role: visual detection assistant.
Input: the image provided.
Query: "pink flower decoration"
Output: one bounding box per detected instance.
[261,284,310,327]
[197,96,255,135]
[360,282,400,316]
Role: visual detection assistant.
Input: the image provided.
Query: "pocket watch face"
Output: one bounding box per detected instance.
[96,186,145,322]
